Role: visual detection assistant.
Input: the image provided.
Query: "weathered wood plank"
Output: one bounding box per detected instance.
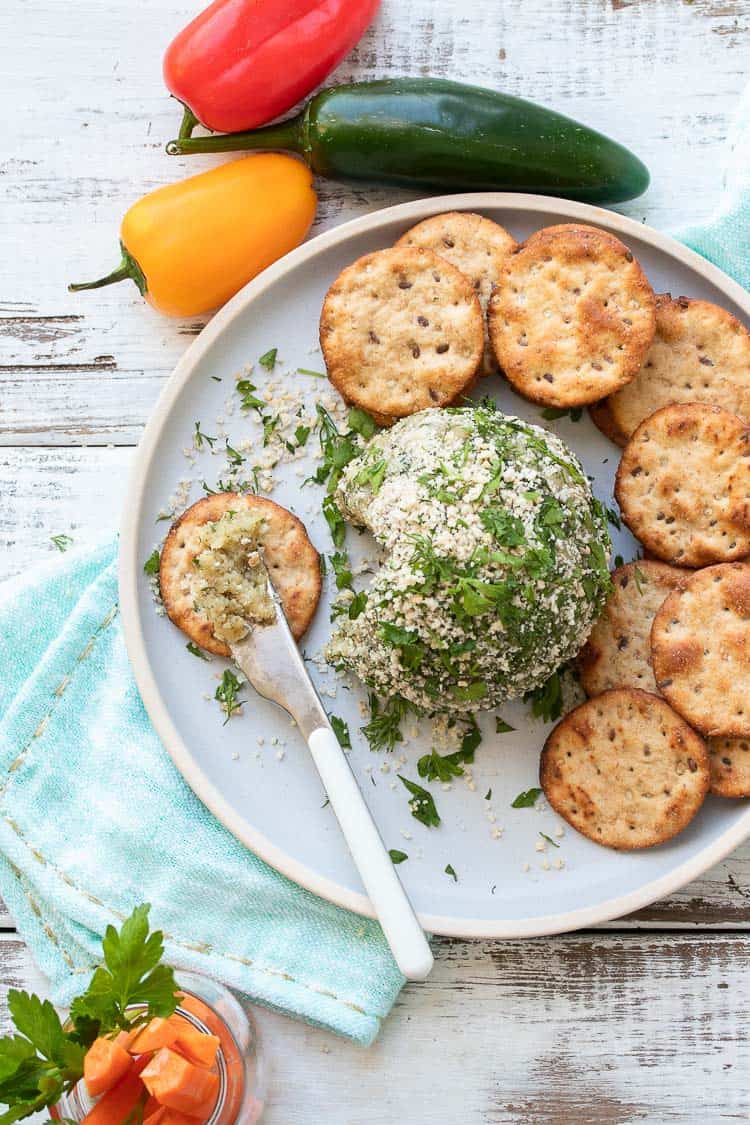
[1,0,748,443]
[1,930,749,1123]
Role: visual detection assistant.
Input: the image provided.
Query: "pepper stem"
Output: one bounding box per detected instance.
[166,113,306,157]
[177,104,200,140]
[68,243,146,297]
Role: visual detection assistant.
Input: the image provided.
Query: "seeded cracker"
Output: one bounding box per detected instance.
[615,402,750,567]
[707,736,750,797]
[651,563,750,738]
[578,560,687,696]
[395,211,517,375]
[540,688,709,849]
[592,294,750,446]
[487,223,656,408]
[160,493,320,656]
[319,246,483,424]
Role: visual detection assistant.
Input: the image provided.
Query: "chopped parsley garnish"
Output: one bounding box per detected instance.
[143,549,160,575]
[417,718,479,782]
[380,623,426,672]
[511,787,542,809]
[444,863,458,882]
[539,831,559,848]
[215,669,245,723]
[453,680,488,703]
[236,378,265,412]
[193,420,216,450]
[479,507,525,546]
[311,405,360,492]
[297,367,326,378]
[186,642,209,661]
[51,533,73,553]
[294,423,311,448]
[399,776,440,828]
[633,565,647,594]
[258,347,277,369]
[225,441,245,466]
[362,693,413,753]
[524,670,564,723]
[354,456,387,494]
[330,715,351,749]
[211,375,222,382]
[541,406,583,422]
[203,474,259,495]
[604,505,621,530]
[614,553,625,569]
[485,788,492,801]
[262,413,281,446]
[389,849,408,865]
[322,494,346,547]
[330,550,353,590]
[496,716,515,733]
[348,591,368,619]
[348,407,378,440]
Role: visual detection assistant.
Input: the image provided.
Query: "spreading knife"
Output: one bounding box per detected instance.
[229,565,434,982]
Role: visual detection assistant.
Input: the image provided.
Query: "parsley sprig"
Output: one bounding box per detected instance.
[0,906,178,1121]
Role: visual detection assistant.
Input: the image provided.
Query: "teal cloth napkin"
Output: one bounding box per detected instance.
[0,539,404,1045]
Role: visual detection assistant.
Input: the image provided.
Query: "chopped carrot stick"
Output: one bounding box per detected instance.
[169,1020,220,1070]
[83,1036,133,1098]
[141,1048,220,1115]
[81,1058,148,1125]
[129,1016,180,1055]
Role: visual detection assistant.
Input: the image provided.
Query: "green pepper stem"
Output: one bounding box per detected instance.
[166,113,305,157]
[68,243,146,297]
[177,104,200,140]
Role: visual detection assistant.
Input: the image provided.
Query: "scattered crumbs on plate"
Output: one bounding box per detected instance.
[490,827,503,840]
[276,749,285,761]
[554,857,565,870]
[554,825,565,838]
[535,839,546,852]
[541,860,551,871]
[257,737,265,746]
[522,862,531,873]
[400,830,413,841]
[231,752,240,761]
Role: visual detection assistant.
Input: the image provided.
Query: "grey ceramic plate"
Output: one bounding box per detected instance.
[120,193,750,938]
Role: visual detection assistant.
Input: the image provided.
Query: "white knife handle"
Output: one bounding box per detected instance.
[307,726,434,981]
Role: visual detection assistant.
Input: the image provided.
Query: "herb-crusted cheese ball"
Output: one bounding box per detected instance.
[326,406,611,713]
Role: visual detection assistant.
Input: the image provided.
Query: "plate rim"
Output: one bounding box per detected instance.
[119,191,750,939]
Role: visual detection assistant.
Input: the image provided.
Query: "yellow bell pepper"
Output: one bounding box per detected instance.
[70,155,317,317]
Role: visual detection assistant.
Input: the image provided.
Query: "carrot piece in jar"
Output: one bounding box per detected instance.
[168,1017,221,1069]
[81,1059,148,1124]
[83,1036,134,1097]
[141,1048,220,1115]
[130,1016,180,1054]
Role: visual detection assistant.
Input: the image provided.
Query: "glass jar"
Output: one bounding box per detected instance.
[51,971,266,1123]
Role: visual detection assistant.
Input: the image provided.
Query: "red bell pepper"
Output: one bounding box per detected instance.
[163,0,381,137]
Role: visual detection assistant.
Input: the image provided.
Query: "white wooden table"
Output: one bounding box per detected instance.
[3,1,750,1120]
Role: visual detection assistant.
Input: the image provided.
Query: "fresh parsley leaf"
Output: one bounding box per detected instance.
[604,505,621,530]
[70,906,179,1042]
[330,715,351,749]
[479,507,525,547]
[143,549,160,576]
[313,405,359,493]
[348,408,378,440]
[322,494,346,547]
[258,347,277,369]
[389,850,408,865]
[294,424,311,448]
[185,642,209,661]
[379,623,425,671]
[353,456,387,494]
[225,441,244,466]
[484,788,492,801]
[193,421,216,450]
[399,776,440,828]
[540,831,560,848]
[215,669,245,722]
[236,379,265,412]
[330,551,353,591]
[50,534,73,553]
[444,863,458,882]
[511,787,542,809]
[496,716,515,734]
[361,694,413,753]
[453,681,488,703]
[541,406,583,422]
[348,591,368,620]
[417,749,465,783]
[524,671,564,723]
[262,413,281,446]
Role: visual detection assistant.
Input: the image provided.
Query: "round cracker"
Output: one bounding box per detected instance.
[487,223,656,408]
[651,562,750,738]
[320,246,483,423]
[578,560,687,696]
[160,493,321,657]
[707,736,750,798]
[395,211,517,376]
[615,402,750,567]
[597,294,750,446]
[540,688,709,849]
